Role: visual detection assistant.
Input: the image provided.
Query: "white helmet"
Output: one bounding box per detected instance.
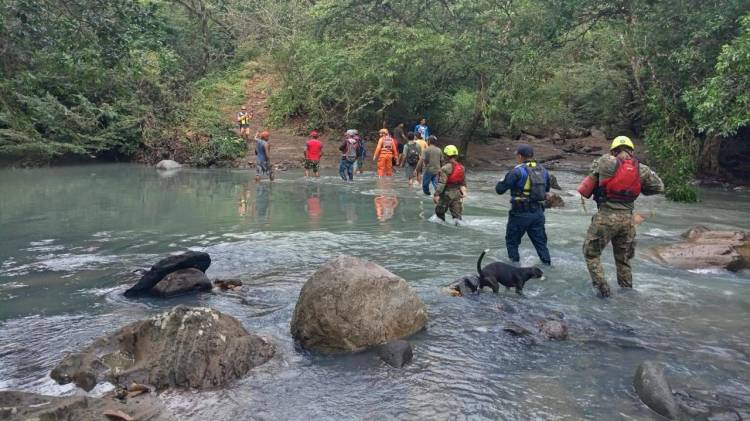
[345,129,358,136]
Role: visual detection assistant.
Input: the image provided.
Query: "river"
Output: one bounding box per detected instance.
[1,164,749,420]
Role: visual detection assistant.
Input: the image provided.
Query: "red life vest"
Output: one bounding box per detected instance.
[382,136,394,152]
[600,158,641,202]
[446,161,465,185]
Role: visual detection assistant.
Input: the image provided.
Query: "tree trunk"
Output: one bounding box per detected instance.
[459,74,487,161]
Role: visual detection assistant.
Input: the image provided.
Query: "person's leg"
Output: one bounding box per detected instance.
[435,195,448,221]
[505,212,526,263]
[346,160,354,181]
[314,161,320,177]
[583,213,613,297]
[377,156,385,177]
[339,158,348,181]
[422,171,432,195]
[430,174,438,190]
[384,155,393,176]
[526,210,551,264]
[612,215,636,288]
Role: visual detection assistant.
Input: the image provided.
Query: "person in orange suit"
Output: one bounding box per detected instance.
[373,128,399,177]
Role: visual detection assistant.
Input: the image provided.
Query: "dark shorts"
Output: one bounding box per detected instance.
[256,160,273,177]
[239,124,250,129]
[304,159,320,172]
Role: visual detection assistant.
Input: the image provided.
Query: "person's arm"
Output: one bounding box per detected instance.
[495,169,519,195]
[640,164,665,195]
[434,163,452,197]
[393,140,399,161]
[545,169,552,193]
[264,142,270,162]
[373,139,382,160]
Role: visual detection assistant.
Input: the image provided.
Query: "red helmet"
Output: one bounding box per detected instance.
[259,131,270,140]
[310,130,319,138]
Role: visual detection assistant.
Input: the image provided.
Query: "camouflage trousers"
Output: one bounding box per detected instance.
[436,188,463,220]
[583,211,636,295]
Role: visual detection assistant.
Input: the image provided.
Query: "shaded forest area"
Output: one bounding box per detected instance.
[1,0,749,200]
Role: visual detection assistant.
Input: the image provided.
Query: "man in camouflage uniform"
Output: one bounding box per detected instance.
[433,145,466,224]
[582,136,664,297]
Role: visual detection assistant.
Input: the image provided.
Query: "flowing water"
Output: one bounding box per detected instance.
[1,164,749,420]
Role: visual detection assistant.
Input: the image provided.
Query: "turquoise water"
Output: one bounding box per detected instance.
[1,164,749,419]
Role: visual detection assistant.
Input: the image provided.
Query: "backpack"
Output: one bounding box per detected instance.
[515,163,548,202]
[601,158,641,202]
[344,138,359,162]
[405,143,420,165]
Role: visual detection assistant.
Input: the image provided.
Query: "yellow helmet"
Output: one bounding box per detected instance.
[610,136,634,151]
[443,145,459,157]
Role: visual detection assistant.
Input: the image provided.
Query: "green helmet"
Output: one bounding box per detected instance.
[443,144,459,157]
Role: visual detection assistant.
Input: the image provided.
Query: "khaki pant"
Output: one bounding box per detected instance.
[583,211,636,294]
[436,188,463,220]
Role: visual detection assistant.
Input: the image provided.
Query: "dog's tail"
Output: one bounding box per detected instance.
[477,249,489,276]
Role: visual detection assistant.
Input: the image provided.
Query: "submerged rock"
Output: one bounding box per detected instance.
[633,361,681,419]
[503,323,531,337]
[651,226,750,272]
[150,268,211,298]
[544,192,565,208]
[537,319,568,340]
[124,251,211,297]
[290,256,427,353]
[51,306,274,391]
[0,390,172,421]
[155,160,182,170]
[377,340,414,368]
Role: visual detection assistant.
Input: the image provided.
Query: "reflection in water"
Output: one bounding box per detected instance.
[252,183,271,223]
[305,185,322,226]
[338,191,358,225]
[374,195,399,222]
[238,185,251,217]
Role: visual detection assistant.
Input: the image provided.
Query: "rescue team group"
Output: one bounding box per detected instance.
[238,109,665,298]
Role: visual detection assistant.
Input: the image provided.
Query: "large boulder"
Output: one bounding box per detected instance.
[51,306,274,391]
[633,361,681,419]
[125,251,211,297]
[651,226,750,272]
[155,160,182,170]
[150,268,212,298]
[0,390,172,421]
[290,256,427,353]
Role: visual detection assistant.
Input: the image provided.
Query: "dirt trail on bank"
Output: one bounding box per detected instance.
[230,72,615,174]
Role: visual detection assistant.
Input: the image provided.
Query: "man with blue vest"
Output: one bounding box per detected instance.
[495,144,551,265]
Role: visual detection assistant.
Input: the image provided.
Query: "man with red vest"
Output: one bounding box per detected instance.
[433,145,466,224]
[578,136,664,297]
[304,130,323,178]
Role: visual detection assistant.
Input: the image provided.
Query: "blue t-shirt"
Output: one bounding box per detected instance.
[414,124,429,140]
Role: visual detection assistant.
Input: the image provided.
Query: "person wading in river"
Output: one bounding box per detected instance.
[577,136,664,297]
[339,131,360,181]
[433,145,466,224]
[304,130,323,178]
[373,128,398,177]
[254,131,273,183]
[422,135,442,195]
[402,132,422,187]
[495,144,551,265]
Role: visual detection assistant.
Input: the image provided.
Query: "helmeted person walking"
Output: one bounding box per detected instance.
[237,105,252,140]
[254,131,273,183]
[339,130,360,181]
[495,144,551,265]
[373,128,398,177]
[304,130,323,178]
[433,145,466,224]
[578,136,664,297]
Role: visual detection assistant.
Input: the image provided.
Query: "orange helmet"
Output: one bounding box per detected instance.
[379,128,389,135]
[259,131,270,140]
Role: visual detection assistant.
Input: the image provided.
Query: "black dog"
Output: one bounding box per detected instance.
[477,249,544,295]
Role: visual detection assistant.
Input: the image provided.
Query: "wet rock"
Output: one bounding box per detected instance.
[445,275,481,297]
[589,127,607,141]
[544,192,565,208]
[124,251,211,297]
[290,256,427,353]
[0,390,173,421]
[150,268,211,298]
[51,306,274,391]
[155,160,182,170]
[633,361,681,419]
[503,323,531,337]
[652,226,750,272]
[537,319,568,340]
[214,279,243,291]
[377,340,413,368]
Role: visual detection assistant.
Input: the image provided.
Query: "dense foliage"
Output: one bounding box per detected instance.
[2,0,749,199]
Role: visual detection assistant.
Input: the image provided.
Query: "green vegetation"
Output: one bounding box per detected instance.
[2,0,749,199]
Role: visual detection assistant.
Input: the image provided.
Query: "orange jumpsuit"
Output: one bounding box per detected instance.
[374,135,398,176]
